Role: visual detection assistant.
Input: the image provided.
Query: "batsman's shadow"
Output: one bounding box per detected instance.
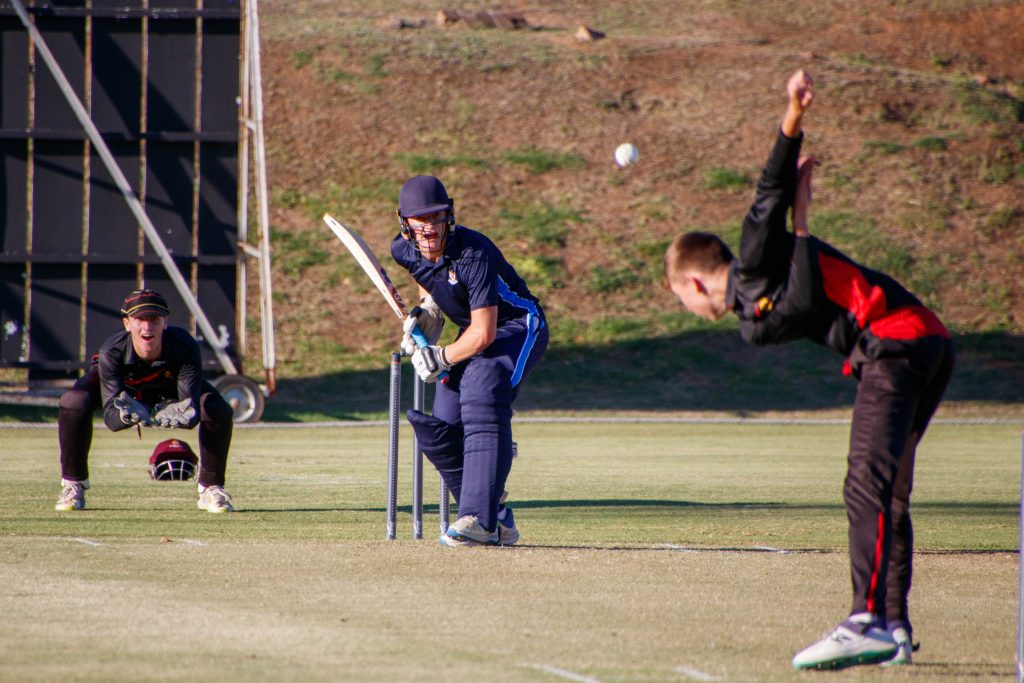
[238,507,352,513]
[403,499,817,513]
[504,498,786,510]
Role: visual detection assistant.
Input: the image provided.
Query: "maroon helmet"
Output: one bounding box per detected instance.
[149,439,198,481]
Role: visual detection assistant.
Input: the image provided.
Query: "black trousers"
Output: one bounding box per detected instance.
[58,368,233,488]
[845,335,954,631]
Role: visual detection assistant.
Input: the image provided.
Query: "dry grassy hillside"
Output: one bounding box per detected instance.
[251,0,1023,416]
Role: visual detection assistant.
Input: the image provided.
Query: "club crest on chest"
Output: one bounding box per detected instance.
[755,296,774,317]
[448,266,458,285]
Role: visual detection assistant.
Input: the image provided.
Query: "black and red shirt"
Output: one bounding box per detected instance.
[94,326,203,431]
[726,130,949,376]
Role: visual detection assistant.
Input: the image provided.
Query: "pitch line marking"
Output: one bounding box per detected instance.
[180,538,206,546]
[674,665,723,681]
[662,543,790,554]
[69,537,102,547]
[749,545,790,554]
[523,663,604,683]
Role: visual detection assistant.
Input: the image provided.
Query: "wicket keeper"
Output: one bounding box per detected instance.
[55,289,236,513]
[663,70,954,669]
[391,175,548,546]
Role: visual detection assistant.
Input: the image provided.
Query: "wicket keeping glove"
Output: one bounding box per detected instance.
[401,296,444,356]
[113,391,151,426]
[150,397,197,428]
[411,345,452,384]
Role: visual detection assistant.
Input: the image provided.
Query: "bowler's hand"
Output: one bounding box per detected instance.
[793,155,819,237]
[782,69,814,138]
[787,69,814,112]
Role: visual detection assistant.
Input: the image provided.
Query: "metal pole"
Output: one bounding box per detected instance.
[440,479,450,535]
[386,353,401,540]
[236,0,251,366]
[411,374,424,539]
[246,0,277,393]
[9,0,238,376]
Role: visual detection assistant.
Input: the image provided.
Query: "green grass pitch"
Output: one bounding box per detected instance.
[0,422,1018,681]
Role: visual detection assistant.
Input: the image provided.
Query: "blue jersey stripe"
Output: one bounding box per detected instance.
[497,277,544,387]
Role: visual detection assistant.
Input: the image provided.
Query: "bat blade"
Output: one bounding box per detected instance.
[323,213,409,320]
[323,213,448,382]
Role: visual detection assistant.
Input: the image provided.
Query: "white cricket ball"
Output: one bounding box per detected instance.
[615,142,639,167]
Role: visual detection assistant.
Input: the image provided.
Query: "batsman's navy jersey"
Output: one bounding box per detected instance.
[726,129,949,374]
[95,326,203,432]
[391,225,543,331]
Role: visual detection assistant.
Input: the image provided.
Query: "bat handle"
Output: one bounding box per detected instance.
[409,324,449,384]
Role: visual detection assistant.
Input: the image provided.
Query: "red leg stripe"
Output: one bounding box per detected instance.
[866,510,885,614]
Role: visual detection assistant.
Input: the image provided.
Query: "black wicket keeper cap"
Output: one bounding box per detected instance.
[148,438,198,481]
[398,175,452,218]
[120,289,169,318]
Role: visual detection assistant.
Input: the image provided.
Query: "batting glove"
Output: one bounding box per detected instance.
[401,296,444,356]
[113,391,151,426]
[411,345,452,384]
[150,397,197,428]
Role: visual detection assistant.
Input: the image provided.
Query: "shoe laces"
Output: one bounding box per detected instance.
[203,486,232,504]
[60,482,83,500]
[841,613,883,635]
[824,626,850,642]
[823,619,869,642]
[451,515,479,531]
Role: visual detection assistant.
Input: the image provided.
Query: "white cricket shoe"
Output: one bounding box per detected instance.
[497,507,519,545]
[881,626,914,666]
[792,613,897,670]
[440,515,498,547]
[197,485,234,513]
[55,479,89,511]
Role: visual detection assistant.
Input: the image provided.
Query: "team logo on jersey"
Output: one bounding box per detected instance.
[448,266,458,285]
[755,296,774,318]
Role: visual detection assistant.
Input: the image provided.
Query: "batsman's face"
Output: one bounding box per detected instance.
[406,211,448,261]
[123,314,167,361]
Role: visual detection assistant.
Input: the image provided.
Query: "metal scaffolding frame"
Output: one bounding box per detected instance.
[1,0,275,420]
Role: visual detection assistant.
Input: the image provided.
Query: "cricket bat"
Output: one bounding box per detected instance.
[323,213,448,382]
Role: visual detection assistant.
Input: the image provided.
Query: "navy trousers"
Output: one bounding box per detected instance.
[428,315,547,532]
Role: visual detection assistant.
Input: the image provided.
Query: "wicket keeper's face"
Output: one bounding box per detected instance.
[406,210,448,261]
[123,314,168,362]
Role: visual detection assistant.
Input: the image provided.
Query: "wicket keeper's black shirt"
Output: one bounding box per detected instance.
[94,326,203,431]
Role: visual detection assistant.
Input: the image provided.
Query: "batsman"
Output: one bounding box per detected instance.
[391,175,548,547]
